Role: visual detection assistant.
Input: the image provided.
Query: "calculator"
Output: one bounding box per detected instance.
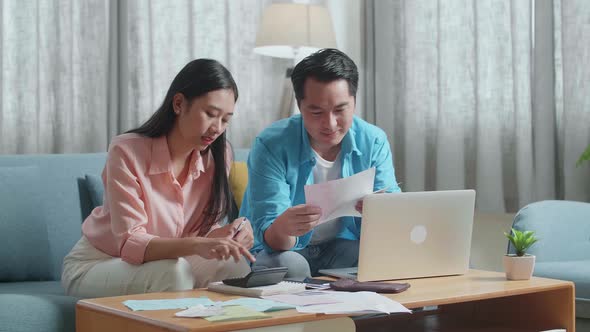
[222,267,288,288]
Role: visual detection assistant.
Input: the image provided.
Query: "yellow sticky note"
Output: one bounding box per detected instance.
[205,305,270,322]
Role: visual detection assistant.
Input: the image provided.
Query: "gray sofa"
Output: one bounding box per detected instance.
[0,153,106,332]
[0,148,250,332]
[510,200,590,331]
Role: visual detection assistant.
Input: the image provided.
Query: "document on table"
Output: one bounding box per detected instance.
[175,305,223,318]
[204,305,270,322]
[294,291,411,315]
[219,298,295,312]
[263,290,342,306]
[304,167,375,223]
[174,299,293,319]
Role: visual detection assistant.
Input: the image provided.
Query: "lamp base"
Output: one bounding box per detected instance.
[279,67,298,119]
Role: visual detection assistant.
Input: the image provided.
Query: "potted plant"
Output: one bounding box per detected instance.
[503,228,539,280]
[576,144,590,167]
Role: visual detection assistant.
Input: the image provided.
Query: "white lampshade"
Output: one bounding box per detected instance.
[254,3,337,60]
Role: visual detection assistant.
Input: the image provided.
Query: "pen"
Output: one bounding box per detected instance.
[233,218,247,238]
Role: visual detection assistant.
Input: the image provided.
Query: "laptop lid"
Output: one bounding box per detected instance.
[352,190,476,282]
[319,190,476,281]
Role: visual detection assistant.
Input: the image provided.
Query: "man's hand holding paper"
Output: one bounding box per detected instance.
[304,168,376,223]
[272,204,323,236]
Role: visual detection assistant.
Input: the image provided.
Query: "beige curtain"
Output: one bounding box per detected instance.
[554,0,590,201]
[365,0,590,212]
[0,0,112,153]
[0,0,290,154]
[123,0,290,149]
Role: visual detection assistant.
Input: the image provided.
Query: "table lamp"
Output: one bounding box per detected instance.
[254,3,337,117]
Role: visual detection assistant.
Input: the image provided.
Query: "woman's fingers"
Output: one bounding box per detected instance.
[210,248,224,260]
[239,245,256,262]
[210,239,255,263]
[212,245,229,260]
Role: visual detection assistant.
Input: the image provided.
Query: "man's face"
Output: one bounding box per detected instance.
[299,78,355,158]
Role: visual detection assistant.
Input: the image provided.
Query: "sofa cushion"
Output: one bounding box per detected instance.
[535,260,590,318]
[0,293,76,332]
[85,174,104,208]
[0,166,52,281]
[230,162,248,210]
[0,281,66,296]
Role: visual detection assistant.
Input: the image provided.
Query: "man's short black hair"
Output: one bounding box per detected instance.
[291,48,358,104]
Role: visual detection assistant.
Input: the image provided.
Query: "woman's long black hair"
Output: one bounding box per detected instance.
[127,59,238,236]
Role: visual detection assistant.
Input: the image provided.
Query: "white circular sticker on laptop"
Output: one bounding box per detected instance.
[410,225,427,244]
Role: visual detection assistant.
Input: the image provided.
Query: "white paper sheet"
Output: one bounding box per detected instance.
[262,291,341,306]
[304,168,375,223]
[174,304,223,317]
[294,291,411,315]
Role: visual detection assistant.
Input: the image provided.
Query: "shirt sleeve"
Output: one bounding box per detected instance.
[105,144,157,264]
[372,133,402,193]
[247,138,294,253]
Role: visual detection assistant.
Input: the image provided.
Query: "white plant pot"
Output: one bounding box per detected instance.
[503,254,536,280]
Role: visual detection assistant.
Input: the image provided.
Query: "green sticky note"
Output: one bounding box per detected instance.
[205,305,270,322]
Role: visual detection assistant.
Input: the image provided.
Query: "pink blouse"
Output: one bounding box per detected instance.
[82,133,231,264]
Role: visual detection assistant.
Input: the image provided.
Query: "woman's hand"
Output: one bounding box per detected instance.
[232,218,254,250]
[192,237,255,263]
[207,218,254,250]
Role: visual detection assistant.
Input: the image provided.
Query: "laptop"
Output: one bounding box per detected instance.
[319,190,476,282]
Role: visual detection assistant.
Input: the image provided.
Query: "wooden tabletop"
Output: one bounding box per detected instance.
[77,269,574,332]
[377,269,573,308]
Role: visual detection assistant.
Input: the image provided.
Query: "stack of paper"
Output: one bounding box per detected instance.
[295,291,411,315]
[122,288,410,320]
[265,290,411,315]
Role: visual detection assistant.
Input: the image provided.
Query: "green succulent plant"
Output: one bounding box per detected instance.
[505,228,539,257]
[577,144,590,167]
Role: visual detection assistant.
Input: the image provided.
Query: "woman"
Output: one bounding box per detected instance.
[62,59,255,298]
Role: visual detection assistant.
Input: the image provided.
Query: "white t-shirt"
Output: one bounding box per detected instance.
[309,149,342,245]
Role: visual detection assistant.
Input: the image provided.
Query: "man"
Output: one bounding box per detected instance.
[240,49,400,278]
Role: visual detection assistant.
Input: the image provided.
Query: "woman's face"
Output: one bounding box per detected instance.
[173,89,236,151]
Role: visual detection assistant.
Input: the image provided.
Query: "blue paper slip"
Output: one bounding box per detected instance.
[219,298,295,312]
[123,297,214,311]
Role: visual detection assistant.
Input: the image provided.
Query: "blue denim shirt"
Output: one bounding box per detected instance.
[240,115,401,254]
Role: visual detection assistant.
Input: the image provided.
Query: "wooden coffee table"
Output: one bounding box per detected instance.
[77,270,575,331]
